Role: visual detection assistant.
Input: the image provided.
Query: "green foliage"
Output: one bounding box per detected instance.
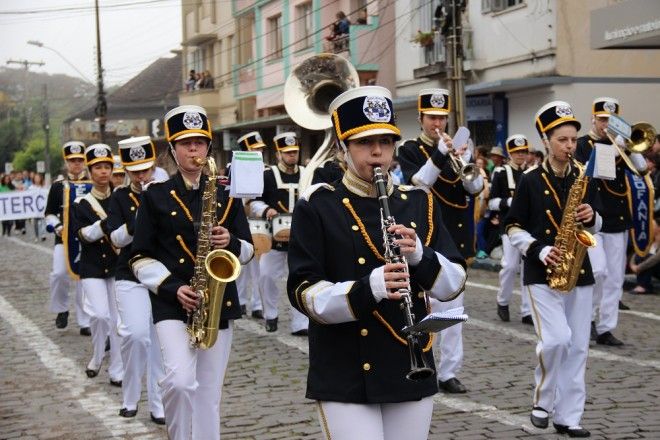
[0,118,23,166]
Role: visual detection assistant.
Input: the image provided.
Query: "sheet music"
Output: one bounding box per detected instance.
[593,142,616,180]
[229,151,264,198]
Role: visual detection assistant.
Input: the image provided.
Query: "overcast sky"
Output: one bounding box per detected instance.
[0,0,182,86]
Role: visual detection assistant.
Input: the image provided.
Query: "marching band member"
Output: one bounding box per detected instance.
[504,101,601,437]
[73,143,123,385]
[235,132,266,320]
[397,88,483,394]
[249,132,308,335]
[107,137,165,424]
[575,97,646,346]
[490,135,532,324]
[44,141,91,334]
[130,105,253,440]
[287,86,466,440]
[111,154,127,188]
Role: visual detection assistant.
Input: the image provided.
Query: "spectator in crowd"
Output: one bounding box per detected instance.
[1,174,15,236]
[10,171,27,234]
[185,69,197,92]
[356,8,368,24]
[197,70,214,89]
[652,133,660,155]
[629,221,660,294]
[325,11,350,52]
[475,156,494,259]
[476,145,494,175]
[489,146,506,171]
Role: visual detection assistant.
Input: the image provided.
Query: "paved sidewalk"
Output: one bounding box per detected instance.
[1,230,658,439]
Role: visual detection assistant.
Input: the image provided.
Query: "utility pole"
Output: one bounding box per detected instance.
[94,0,107,144]
[6,59,45,140]
[442,0,466,133]
[42,84,51,185]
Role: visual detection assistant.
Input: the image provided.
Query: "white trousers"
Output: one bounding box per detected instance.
[318,397,434,440]
[431,293,464,382]
[156,320,233,440]
[588,231,627,334]
[81,277,123,381]
[527,284,592,427]
[49,243,90,327]
[259,249,308,332]
[497,234,530,316]
[236,257,263,312]
[115,280,164,416]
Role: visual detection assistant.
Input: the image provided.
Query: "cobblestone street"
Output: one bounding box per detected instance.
[1,231,658,439]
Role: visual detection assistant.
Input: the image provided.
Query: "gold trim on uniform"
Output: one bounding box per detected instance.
[342,198,385,262]
[175,234,195,261]
[317,402,332,440]
[170,190,193,221]
[527,285,547,406]
[218,197,234,225]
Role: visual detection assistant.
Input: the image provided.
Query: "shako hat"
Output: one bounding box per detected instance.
[62,141,86,160]
[237,131,266,151]
[118,136,156,171]
[164,105,212,143]
[418,88,450,116]
[85,143,114,168]
[592,97,620,118]
[535,101,581,139]
[273,132,300,152]
[505,134,530,154]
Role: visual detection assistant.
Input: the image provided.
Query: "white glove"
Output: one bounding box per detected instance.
[437,136,449,156]
[539,246,553,265]
[55,225,63,237]
[369,266,388,302]
[506,197,512,207]
[630,152,648,173]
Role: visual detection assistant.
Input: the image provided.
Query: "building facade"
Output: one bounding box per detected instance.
[394,0,660,151]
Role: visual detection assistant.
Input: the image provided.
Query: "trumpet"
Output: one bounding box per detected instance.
[605,115,656,176]
[435,128,479,182]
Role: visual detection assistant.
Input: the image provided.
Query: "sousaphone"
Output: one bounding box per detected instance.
[284,53,359,190]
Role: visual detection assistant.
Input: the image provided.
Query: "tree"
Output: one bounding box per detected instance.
[0,118,22,167]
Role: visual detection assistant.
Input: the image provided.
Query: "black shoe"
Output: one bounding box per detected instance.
[291,329,308,336]
[595,331,624,346]
[590,321,597,341]
[119,407,137,418]
[497,304,510,322]
[110,379,122,387]
[150,413,166,425]
[618,300,630,310]
[251,309,264,320]
[265,318,278,332]
[85,368,99,378]
[79,327,91,336]
[438,377,467,394]
[530,406,549,429]
[553,423,591,437]
[55,311,69,329]
[105,337,110,352]
[521,315,534,325]
[240,304,247,316]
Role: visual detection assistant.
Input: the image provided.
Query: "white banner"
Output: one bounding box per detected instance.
[0,188,49,221]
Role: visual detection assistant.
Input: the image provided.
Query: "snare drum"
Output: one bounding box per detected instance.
[272,213,293,242]
[248,218,272,256]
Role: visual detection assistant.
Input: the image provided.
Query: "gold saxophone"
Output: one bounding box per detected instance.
[546,157,596,292]
[187,157,241,349]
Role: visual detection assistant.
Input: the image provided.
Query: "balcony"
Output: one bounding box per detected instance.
[179,87,222,126]
[413,32,446,79]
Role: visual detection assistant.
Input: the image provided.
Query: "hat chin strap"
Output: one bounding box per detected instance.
[340,139,363,178]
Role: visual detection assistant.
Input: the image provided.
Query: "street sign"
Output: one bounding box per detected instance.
[36,161,45,173]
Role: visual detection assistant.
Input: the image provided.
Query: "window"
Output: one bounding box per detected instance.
[237,14,254,65]
[295,2,313,50]
[482,0,523,13]
[267,14,283,60]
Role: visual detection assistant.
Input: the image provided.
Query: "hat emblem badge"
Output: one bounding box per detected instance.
[255,133,263,142]
[430,93,446,108]
[555,104,573,118]
[284,135,296,146]
[363,96,391,123]
[93,146,109,158]
[514,137,525,147]
[129,146,146,162]
[70,144,82,154]
[603,101,617,113]
[182,111,203,129]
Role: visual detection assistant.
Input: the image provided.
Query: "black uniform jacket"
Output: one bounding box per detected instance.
[73,194,117,279]
[106,186,140,282]
[489,165,524,234]
[253,164,301,251]
[287,178,465,403]
[576,134,630,232]
[130,172,252,326]
[311,158,344,185]
[398,137,476,259]
[503,160,601,286]
[44,176,86,245]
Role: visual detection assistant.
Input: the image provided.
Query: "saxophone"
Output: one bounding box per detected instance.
[546,157,596,292]
[187,157,242,349]
[373,167,435,381]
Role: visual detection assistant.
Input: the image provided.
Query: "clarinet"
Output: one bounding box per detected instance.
[373,167,435,381]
